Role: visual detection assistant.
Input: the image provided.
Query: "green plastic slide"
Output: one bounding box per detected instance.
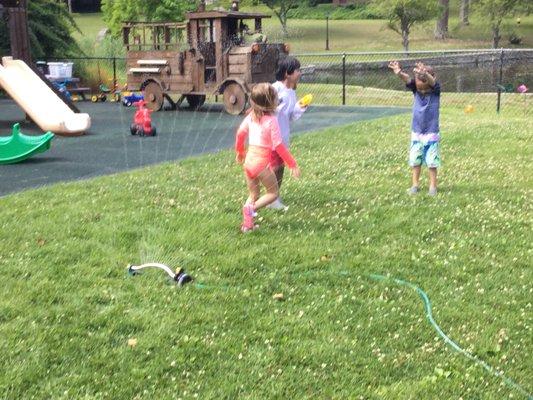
[0,123,54,164]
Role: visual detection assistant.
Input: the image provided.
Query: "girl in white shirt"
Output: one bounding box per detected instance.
[270,56,308,210]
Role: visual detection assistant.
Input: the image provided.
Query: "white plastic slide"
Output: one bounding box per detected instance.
[0,57,91,135]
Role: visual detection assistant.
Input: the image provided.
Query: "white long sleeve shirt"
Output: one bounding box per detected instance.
[273,81,306,147]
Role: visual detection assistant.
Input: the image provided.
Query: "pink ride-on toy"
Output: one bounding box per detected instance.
[130,100,156,137]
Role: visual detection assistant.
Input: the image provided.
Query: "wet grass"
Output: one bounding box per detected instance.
[0,108,531,399]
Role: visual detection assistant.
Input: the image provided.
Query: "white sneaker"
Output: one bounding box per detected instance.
[267,198,288,211]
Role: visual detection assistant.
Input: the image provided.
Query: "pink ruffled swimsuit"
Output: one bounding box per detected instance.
[235,114,297,179]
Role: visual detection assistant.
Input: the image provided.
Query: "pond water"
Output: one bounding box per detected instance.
[301,60,532,93]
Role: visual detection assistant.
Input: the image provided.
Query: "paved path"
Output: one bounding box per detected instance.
[0,100,407,196]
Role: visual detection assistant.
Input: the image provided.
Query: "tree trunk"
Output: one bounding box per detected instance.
[435,0,449,39]
[67,0,73,13]
[492,25,501,48]
[276,10,288,37]
[459,0,469,26]
[402,26,409,53]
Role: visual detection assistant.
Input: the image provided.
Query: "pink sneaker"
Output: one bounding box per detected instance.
[241,204,256,233]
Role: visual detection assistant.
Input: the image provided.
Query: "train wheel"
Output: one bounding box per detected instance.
[144,82,164,111]
[223,83,247,115]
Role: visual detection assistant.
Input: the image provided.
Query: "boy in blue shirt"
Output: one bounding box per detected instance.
[389,61,441,196]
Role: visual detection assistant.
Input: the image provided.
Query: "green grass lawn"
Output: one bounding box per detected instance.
[72,12,108,43]
[265,16,533,52]
[0,109,531,399]
[72,13,533,53]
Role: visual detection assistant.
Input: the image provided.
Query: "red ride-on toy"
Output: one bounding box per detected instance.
[130,100,157,136]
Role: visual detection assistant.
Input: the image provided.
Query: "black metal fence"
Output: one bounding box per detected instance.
[295,49,532,115]
[41,48,532,116]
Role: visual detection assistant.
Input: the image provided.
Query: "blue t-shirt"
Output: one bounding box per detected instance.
[406,79,440,135]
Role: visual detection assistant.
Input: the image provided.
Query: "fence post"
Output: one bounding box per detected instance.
[496,48,504,113]
[113,57,117,90]
[342,52,346,106]
[326,15,330,51]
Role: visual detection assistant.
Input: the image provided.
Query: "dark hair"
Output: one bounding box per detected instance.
[276,56,301,82]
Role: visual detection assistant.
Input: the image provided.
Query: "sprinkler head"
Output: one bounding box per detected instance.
[174,267,193,286]
[127,264,138,275]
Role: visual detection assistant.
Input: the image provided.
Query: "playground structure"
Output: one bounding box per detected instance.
[0,123,54,164]
[0,57,91,135]
[0,0,90,136]
[123,0,289,114]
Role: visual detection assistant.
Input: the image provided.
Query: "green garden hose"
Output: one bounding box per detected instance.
[369,274,532,400]
[128,265,531,398]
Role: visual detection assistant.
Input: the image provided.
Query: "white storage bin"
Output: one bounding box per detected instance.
[47,62,74,79]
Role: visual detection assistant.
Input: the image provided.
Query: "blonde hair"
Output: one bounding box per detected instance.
[249,83,278,122]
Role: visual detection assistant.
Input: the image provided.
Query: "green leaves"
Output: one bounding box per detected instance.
[369,0,439,51]
[0,0,81,58]
[472,0,525,47]
[102,0,197,36]
[259,0,300,36]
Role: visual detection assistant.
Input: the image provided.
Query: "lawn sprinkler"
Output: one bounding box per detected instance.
[299,94,313,108]
[127,263,193,286]
[130,100,157,136]
[464,104,474,114]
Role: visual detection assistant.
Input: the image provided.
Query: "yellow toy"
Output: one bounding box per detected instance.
[299,94,313,107]
[464,104,474,114]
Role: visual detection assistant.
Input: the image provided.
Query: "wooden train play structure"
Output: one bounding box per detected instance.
[123,0,289,114]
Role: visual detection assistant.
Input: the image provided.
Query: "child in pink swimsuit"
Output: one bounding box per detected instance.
[235,83,301,232]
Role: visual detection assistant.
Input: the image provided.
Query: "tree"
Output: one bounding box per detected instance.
[370,0,439,52]
[259,0,299,37]
[473,0,524,48]
[434,0,449,39]
[0,0,81,58]
[460,0,470,26]
[102,0,196,35]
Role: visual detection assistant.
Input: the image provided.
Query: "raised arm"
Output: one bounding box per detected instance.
[388,61,410,84]
[415,62,436,87]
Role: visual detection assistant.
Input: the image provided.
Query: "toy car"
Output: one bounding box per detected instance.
[122,92,144,107]
[130,100,156,137]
